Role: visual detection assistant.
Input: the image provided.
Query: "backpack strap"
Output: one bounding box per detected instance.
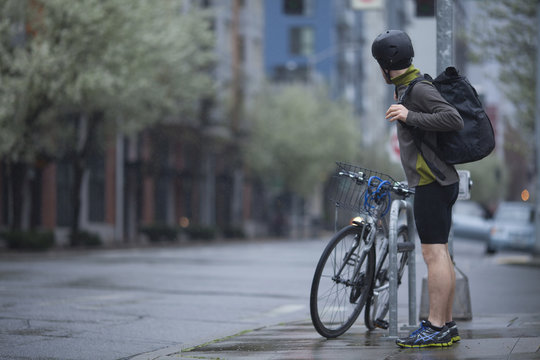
[397,74,433,104]
[398,75,447,181]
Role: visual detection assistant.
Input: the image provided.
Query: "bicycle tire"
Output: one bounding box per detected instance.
[310,224,375,338]
[364,225,409,331]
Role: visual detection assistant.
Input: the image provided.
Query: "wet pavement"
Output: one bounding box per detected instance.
[2,238,540,359]
[133,313,540,359]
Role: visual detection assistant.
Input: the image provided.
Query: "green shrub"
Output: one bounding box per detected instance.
[139,224,179,242]
[2,231,55,251]
[70,231,102,247]
[222,226,245,239]
[185,225,216,240]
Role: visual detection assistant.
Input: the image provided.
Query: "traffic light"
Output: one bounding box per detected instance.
[416,0,435,17]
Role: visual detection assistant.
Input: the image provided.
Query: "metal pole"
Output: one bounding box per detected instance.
[388,199,416,337]
[388,200,400,338]
[433,0,473,322]
[436,0,455,259]
[436,0,454,73]
[406,201,416,327]
[535,0,540,255]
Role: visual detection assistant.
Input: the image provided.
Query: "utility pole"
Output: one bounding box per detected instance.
[436,0,454,257]
[436,0,453,73]
[535,0,540,255]
[430,0,472,321]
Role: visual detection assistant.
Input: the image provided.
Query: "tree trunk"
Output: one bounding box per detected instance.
[70,156,84,246]
[291,193,299,240]
[69,112,101,246]
[29,167,42,230]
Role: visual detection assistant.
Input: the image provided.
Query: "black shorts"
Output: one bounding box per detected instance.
[414,181,459,244]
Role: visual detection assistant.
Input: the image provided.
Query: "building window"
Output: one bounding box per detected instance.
[289,26,314,56]
[56,161,73,227]
[154,176,169,224]
[153,137,170,224]
[416,0,435,17]
[283,0,312,16]
[273,64,309,82]
[88,152,105,222]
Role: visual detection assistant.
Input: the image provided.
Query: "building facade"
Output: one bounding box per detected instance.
[264,0,364,113]
[0,0,267,246]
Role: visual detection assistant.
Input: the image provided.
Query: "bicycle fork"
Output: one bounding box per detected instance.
[332,223,375,294]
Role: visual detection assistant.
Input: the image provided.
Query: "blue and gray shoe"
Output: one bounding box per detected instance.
[396,320,453,348]
[446,320,460,343]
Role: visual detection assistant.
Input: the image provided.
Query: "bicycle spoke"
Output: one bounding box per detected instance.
[365,226,409,330]
[310,225,375,338]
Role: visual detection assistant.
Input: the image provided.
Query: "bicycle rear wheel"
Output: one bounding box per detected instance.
[364,225,410,330]
[310,224,375,338]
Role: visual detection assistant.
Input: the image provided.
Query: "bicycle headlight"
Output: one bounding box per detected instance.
[351,216,366,226]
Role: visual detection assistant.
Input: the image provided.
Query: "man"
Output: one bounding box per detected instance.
[371,30,464,348]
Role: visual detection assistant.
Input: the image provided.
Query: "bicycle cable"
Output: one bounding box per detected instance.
[364,176,391,216]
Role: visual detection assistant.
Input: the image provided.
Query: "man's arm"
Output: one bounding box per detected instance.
[403,82,464,132]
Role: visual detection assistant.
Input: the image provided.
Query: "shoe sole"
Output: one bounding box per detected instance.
[451,335,461,343]
[397,341,453,348]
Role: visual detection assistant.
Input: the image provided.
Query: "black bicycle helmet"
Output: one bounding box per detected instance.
[371,30,414,70]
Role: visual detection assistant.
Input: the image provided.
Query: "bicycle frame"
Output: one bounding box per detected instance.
[332,218,376,290]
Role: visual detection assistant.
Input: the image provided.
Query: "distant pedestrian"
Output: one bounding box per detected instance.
[371,30,464,348]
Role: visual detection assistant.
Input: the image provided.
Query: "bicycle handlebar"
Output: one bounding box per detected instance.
[337,170,415,197]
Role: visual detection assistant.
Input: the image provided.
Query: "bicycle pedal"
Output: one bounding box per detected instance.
[397,242,415,252]
[374,319,389,330]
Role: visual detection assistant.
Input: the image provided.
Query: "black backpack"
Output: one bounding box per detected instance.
[399,66,495,168]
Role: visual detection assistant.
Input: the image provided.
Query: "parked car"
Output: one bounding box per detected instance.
[487,202,535,254]
[452,201,491,242]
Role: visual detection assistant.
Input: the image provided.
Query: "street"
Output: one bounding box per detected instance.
[0,239,322,359]
[1,236,539,359]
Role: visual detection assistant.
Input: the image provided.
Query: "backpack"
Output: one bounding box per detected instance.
[399,66,495,167]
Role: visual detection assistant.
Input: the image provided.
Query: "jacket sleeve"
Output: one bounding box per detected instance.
[404,82,464,132]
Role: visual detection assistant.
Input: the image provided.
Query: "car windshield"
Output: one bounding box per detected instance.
[495,205,531,224]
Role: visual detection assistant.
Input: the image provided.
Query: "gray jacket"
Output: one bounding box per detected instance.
[396,80,464,187]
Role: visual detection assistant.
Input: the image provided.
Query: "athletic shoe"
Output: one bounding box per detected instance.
[446,320,461,343]
[396,320,453,348]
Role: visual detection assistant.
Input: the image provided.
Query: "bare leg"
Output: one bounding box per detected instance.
[421,243,454,328]
[446,244,455,323]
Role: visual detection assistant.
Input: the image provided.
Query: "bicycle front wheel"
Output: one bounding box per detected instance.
[364,225,410,330]
[310,224,375,338]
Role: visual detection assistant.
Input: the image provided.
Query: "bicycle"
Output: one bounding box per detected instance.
[309,162,414,338]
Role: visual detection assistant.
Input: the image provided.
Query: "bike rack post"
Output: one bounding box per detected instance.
[388,199,416,338]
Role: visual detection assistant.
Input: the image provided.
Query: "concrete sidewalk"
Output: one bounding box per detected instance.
[133,313,540,359]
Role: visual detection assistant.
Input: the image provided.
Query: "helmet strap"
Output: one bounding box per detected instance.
[384,68,392,83]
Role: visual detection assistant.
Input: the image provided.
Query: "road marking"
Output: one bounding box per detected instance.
[265,304,305,317]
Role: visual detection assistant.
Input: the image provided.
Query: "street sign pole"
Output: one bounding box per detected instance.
[423,0,472,321]
[436,0,454,259]
[436,0,453,74]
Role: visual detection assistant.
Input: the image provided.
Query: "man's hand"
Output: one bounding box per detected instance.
[385,104,408,123]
